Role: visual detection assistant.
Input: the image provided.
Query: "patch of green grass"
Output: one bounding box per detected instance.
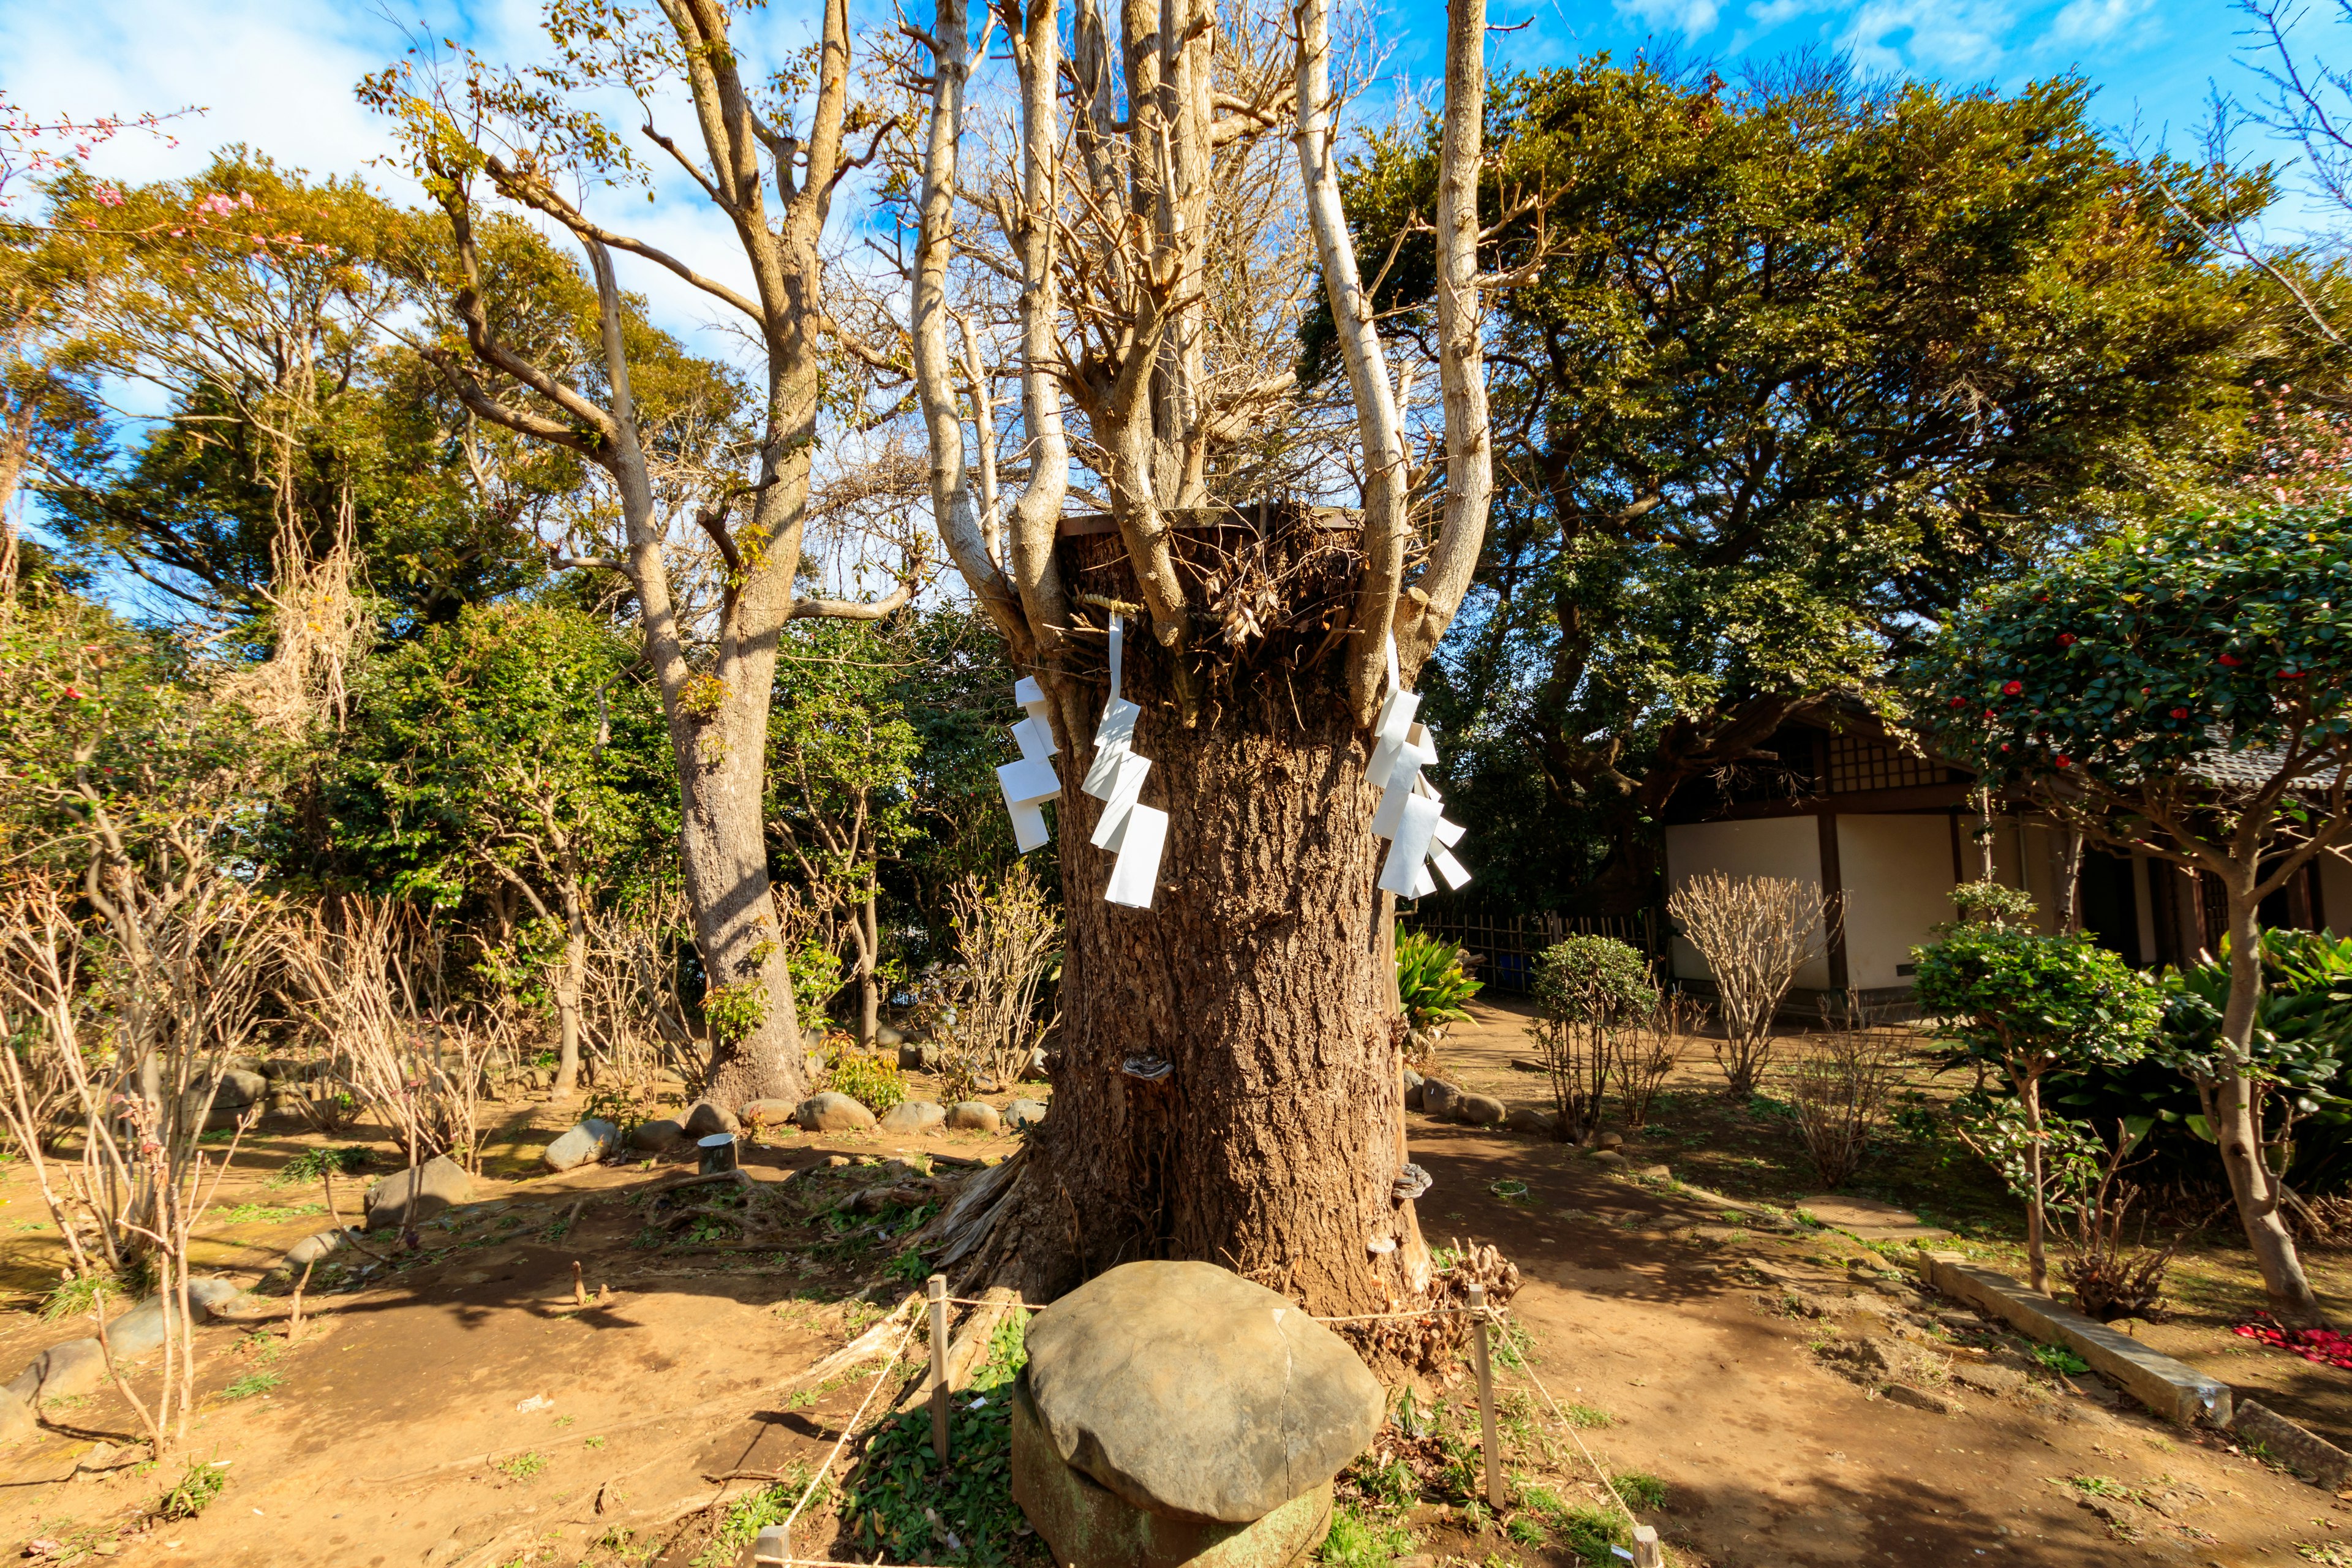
[42,1270,140,1322]
[884,1248,932,1283]
[1504,1513,1548,1547]
[693,1469,823,1567]
[494,1450,546,1481]
[1611,1470,1667,1511]
[1321,1504,1415,1568]
[153,1461,228,1520]
[221,1371,281,1400]
[216,1201,326,1226]
[271,1145,374,1187]
[2030,1343,2093,1377]
[1533,1497,1626,1567]
[836,1309,1041,1567]
[1557,1401,1613,1429]
[2062,1474,2130,1500]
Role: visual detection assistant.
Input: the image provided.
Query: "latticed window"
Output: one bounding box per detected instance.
[1825,734,1947,793]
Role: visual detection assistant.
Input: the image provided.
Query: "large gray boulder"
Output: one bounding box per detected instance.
[794,1092,877,1133]
[1420,1078,1462,1120]
[628,1118,685,1151]
[897,1042,943,1073]
[1504,1106,1558,1137]
[741,1098,797,1129]
[7,1279,246,1408]
[189,1068,268,1112]
[1022,1261,1384,1525]
[879,1099,945,1134]
[684,1101,740,1139]
[1456,1093,1506,1128]
[1005,1098,1049,1131]
[946,1101,1001,1133]
[284,1229,353,1267]
[364,1155,472,1231]
[1402,1069,1424,1110]
[543,1118,619,1172]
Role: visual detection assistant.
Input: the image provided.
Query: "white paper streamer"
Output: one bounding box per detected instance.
[1104,804,1168,908]
[997,676,1061,853]
[1089,750,1152,850]
[1084,617,1140,797]
[1365,633,1471,895]
[1079,616,1169,909]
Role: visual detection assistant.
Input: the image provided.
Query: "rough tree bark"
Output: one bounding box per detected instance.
[378,0,913,1112]
[914,0,1494,1322]
[2217,876,2323,1318]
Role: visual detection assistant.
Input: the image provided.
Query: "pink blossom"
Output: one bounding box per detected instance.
[94,184,122,207]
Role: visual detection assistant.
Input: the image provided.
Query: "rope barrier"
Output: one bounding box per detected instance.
[761,1313,920,1564]
[1500,1327,1640,1528]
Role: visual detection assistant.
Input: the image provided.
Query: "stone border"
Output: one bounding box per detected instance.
[1909,1250,2231,1428]
[2232,1398,2352,1490]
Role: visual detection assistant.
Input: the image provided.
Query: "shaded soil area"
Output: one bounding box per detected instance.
[0,1039,2343,1567]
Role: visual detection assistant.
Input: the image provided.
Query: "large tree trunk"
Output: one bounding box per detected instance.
[554,871,587,1102]
[2217,884,2328,1324]
[679,698,808,1111]
[965,519,1430,1318]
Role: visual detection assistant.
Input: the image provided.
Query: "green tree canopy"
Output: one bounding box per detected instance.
[1324,60,2282,905]
[322,600,672,1091]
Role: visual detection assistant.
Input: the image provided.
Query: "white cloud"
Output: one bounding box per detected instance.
[1835,0,2018,75]
[1615,0,1725,39]
[2047,0,2155,48]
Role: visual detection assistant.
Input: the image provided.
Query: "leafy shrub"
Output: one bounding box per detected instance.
[270,1145,375,1188]
[1528,936,1654,1144]
[824,1042,907,1114]
[154,1461,228,1520]
[1396,928,1482,1036]
[1914,922,2160,1291]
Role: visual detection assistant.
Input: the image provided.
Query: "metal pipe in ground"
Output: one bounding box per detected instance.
[929,1273,951,1463]
[1468,1284,1503,1510]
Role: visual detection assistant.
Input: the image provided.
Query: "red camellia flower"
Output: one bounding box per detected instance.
[1948,695,1966,707]
[2283,669,2307,680]
[2057,633,2077,647]
[2002,680,2023,696]
[2218,653,2241,667]
[2171,707,2189,720]
[62,686,83,700]
[2055,755,2073,768]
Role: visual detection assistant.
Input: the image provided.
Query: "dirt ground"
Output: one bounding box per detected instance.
[0,1020,2342,1568]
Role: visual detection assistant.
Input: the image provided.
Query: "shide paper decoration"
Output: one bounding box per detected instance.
[1366,637,1471,899]
[995,676,1060,853]
[1084,617,1167,909]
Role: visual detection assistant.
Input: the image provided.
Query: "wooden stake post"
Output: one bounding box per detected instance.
[1630,1523,1663,1567]
[929,1274,951,1463]
[1467,1284,1503,1510]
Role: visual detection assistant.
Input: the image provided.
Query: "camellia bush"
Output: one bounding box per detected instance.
[1912,922,2162,1292]
[1908,500,2352,1322]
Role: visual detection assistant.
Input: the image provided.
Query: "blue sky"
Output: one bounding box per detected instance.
[1376,0,2333,230]
[0,0,2327,221]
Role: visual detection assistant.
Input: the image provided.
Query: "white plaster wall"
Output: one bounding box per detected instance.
[2322,853,2352,938]
[1835,815,1964,990]
[1663,817,1831,990]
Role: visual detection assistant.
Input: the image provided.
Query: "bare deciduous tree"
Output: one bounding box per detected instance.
[1787,1000,1901,1188]
[1667,872,1839,1098]
[363,0,916,1116]
[897,0,1501,1322]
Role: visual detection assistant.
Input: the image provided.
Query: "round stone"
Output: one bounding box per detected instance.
[1023,1261,1384,1525]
